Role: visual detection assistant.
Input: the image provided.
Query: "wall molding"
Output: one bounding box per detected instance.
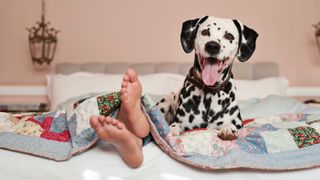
[0,85,320,97]
[285,87,320,97]
[0,86,47,96]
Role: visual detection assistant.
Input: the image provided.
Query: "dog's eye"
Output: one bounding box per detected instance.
[201,29,210,36]
[224,32,234,40]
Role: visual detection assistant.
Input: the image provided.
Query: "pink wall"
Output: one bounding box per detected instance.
[0,0,320,86]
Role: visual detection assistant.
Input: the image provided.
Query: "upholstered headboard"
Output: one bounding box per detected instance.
[55,62,279,80]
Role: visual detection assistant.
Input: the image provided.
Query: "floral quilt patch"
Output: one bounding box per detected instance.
[288,126,320,148]
[96,92,121,116]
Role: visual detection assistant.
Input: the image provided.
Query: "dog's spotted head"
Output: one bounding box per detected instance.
[181,16,258,86]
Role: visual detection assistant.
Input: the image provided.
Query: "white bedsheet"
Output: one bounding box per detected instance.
[1,142,320,180]
[1,95,320,180]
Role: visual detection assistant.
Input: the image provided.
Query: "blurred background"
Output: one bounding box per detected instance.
[0,0,319,86]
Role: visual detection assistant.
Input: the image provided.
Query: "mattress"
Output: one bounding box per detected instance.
[1,62,320,180]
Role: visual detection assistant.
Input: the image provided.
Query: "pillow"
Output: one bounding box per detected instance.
[234,77,289,100]
[47,72,185,110]
[47,72,123,110]
[47,71,288,109]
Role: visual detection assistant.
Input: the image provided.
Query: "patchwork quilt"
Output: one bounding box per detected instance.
[1,92,320,170]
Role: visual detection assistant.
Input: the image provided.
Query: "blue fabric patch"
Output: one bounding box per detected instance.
[255,123,278,131]
[147,106,170,138]
[50,113,68,133]
[71,128,97,150]
[142,133,153,146]
[34,112,56,122]
[68,114,77,138]
[237,131,268,154]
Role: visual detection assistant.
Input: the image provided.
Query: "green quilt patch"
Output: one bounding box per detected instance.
[96,92,121,116]
[288,126,320,148]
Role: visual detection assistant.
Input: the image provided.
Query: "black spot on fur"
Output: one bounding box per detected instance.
[232,119,236,126]
[221,66,231,80]
[184,127,190,131]
[218,27,221,30]
[216,121,223,126]
[230,40,233,44]
[201,110,208,122]
[224,98,230,105]
[223,82,232,94]
[160,98,165,103]
[218,39,221,43]
[203,96,212,109]
[200,123,208,128]
[236,124,242,129]
[230,92,235,101]
[229,106,238,115]
[210,112,222,123]
[220,112,224,118]
[209,110,214,116]
[181,84,196,99]
[176,108,185,116]
[160,108,165,113]
[173,116,181,123]
[192,95,201,104]
[189,114,195,123]
[221,99,230,109]
[218,99,221,105]
[182,95,201,115]
[192,125,199,129]
[213,22,216,25]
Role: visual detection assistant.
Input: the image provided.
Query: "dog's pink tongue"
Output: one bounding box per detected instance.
[202,63,219,86]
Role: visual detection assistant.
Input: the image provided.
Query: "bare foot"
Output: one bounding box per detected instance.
[117,68,150,138]
[90,115,143,168]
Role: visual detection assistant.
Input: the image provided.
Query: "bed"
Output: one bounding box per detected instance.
[1,62,320,180]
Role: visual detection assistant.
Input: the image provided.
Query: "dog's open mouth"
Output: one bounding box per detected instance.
[200,56,229,86]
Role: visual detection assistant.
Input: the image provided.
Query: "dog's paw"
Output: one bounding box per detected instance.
[169,123,182,136]
[218,128,238,141]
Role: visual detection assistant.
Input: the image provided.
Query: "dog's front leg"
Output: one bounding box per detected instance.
[218,110,243,140]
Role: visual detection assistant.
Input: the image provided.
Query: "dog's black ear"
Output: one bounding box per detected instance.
[180,18,200,53]
[233,20,259,62]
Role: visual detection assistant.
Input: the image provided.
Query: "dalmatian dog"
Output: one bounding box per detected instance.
[156,16,258,140]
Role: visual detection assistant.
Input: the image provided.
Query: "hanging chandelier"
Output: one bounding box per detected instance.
[27,0,59,65]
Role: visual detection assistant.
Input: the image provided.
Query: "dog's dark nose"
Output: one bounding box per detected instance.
[205,41,221,55]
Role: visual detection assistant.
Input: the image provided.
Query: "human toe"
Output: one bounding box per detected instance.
[90,116,103,130]
[126,68,138,82]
